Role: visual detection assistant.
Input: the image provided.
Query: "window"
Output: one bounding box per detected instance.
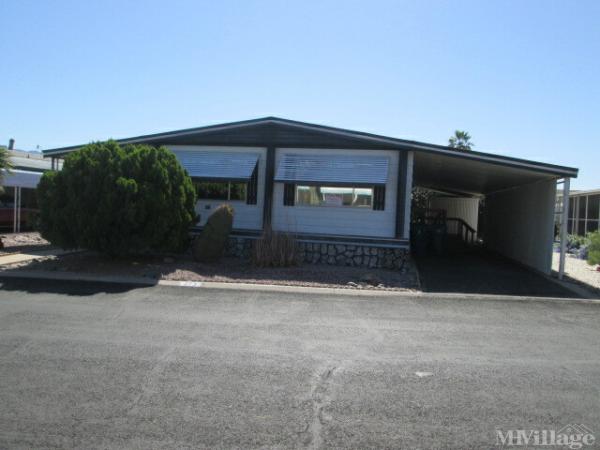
[193,181,247,201]
[588,195,600,220]
[296,185,373,208]
[578,196,587,219]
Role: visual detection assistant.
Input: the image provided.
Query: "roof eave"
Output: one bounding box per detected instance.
[41,116,579,179]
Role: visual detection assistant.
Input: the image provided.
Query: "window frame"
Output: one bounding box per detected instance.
[294,184,375,209]
[193,179,248,202]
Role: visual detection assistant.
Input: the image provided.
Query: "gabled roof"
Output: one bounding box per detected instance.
[43,116,578,178]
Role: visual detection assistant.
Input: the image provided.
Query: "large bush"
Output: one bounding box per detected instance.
[588,231,600,266]
[38,141,197,256]
[192,204,234,262]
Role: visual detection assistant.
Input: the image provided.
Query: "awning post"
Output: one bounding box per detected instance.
[559,178,570,279]
[12,187,17,233]
[17,187,21,233]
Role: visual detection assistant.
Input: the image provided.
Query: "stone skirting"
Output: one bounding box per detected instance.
[225,235,410,270]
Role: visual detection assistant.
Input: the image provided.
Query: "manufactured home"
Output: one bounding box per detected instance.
[43,117,578,275]
[0,143,55,232]
[556,189,600,236]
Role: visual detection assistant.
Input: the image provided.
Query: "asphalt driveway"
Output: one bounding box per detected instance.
[415,248,579,298]
[0,279,598,449]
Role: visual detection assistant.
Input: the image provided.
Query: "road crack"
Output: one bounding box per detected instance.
[303,365,338,449]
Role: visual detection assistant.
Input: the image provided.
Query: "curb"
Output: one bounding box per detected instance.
[0,269,599,304]
[544,274,598,300]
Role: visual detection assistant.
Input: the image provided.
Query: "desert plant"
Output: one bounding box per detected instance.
[567,234,588,250]
[37,141,197,257]
[192,204,234,262]
[252,227,299,267]
[587,231,600,266]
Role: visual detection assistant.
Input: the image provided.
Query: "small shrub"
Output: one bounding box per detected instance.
[567,234,588,250]
[37,141,197,257]
[587,231,600,266]
[192,204,234,262]
[252,227,299,267]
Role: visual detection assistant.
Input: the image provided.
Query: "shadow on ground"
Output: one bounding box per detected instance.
[415,247,581,298]
[0,277,149,296]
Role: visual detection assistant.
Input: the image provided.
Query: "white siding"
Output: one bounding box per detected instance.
[484,179,556,274]
[272,148,400,238]
[167,145,266,230]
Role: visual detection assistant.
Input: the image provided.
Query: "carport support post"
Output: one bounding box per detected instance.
[12,187,21,233]
[559,178,570,280]
[12,187,17,233]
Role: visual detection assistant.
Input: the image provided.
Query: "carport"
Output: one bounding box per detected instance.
[410,148,578,277]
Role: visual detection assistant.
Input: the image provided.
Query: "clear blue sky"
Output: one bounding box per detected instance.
[1,0,598,189]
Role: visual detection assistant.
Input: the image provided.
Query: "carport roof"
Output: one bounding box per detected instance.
[412,150,573,196]
[42,117,578,190]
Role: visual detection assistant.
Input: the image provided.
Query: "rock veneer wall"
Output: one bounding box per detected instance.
[225,236,409,270]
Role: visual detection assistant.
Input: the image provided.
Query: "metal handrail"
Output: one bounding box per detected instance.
[446,217,476,245]
[422,215,476,245]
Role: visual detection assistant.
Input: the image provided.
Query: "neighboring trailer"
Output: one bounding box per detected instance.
[0,149,52,232]
[562,189,600,236]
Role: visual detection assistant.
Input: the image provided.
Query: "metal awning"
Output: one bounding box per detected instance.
[413,151,565,195]
[274,154,389,186]
[171,151,259,181]
[1,169,43,189]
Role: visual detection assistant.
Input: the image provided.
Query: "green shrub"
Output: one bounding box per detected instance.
[37,141,197,257]
[587,231,600,266]
[252,227,299,267]
[567,234,588,249]
[192,204,234,262]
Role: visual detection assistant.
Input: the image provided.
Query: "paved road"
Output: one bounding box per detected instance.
[0,279,598,449]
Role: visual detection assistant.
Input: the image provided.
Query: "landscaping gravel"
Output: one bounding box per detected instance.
[0,232,52,254]
[7,251,420,291]
[552,252,600,291]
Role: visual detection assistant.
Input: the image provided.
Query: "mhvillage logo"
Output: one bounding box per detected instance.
[496,424,595,449]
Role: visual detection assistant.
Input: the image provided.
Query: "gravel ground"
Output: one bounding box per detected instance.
[7,251,420,291]
[552,251,600,291]
[0,232,52,254]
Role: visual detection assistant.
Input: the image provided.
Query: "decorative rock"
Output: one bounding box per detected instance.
[221,235,409,270]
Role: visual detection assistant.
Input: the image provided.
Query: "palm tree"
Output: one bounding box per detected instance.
[448,130,474,151]
[0,146,11,185]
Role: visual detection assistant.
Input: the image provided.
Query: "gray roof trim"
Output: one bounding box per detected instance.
[42,116,578,178]
[567,188,600,197]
